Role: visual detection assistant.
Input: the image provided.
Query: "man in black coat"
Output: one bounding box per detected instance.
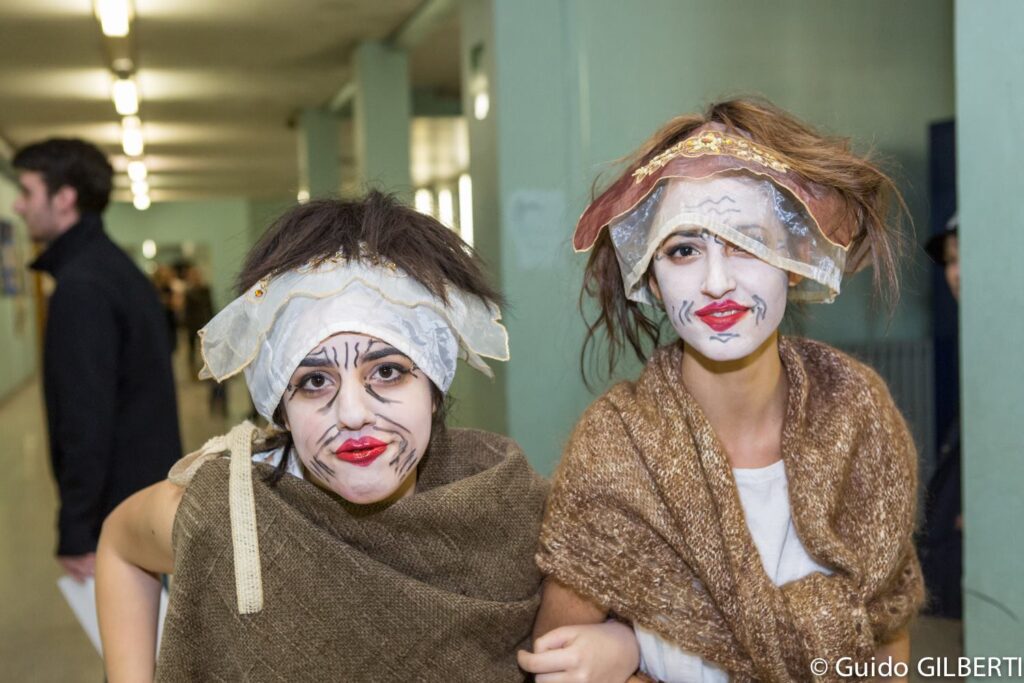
[13,138,182,582]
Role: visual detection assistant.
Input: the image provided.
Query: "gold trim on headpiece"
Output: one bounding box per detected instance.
[632,130,790,183]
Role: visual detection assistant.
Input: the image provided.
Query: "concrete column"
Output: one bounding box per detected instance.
[297,108,340,199]
[456,0,588,470]
[956,0,1024,660]
[353,41,412,200]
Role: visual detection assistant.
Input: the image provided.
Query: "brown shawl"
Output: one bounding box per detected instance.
[537,338,923,682]
[157,428,549,682]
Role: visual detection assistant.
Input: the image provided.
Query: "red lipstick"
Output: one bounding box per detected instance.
[335,437,388,467]
[695,299,750,332]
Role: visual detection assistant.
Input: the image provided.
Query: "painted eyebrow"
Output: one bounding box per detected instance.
[361,345,409,363]
[297,355,335,368]
[664,229,705,240]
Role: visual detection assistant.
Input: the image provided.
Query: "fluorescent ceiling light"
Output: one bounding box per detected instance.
[112,77,138,116]
[414,188,435,217]
[95,0,133,38]
[458,174,474,247]
[134,195,152,211]
[438,188,454,228]
[127,160,147,182]
[122,117,144,157]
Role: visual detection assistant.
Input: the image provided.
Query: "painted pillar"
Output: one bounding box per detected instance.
[353,41,412,201]
[457,0,589,471]
[297,108,341,199]
[955,0,1024,662]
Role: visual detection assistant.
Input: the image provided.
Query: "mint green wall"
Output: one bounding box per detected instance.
[956,0,1024,661]
[105,199,253,311]
[462,0,953,474]
[0,174,38,401]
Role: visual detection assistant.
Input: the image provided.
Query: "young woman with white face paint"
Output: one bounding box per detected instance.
[520,100,923,683]
[96,193,548,682]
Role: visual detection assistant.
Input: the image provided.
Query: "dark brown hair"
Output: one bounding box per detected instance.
[237,191,503,307]
[580,97,909,385]
[13,138,113,213]
[247,191,497,484]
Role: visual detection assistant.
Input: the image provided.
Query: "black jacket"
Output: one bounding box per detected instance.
[30,213,182,555]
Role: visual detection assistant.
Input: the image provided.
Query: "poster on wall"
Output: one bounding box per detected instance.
[0,218,23,296]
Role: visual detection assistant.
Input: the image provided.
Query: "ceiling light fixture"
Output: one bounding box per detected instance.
[122,116,144,157]
[134,194,152,211]
[127,160,147,182]
[95,0,133,38]
[131,180,149,196]
[112,77,139,116]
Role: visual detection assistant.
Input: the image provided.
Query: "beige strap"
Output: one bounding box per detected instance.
[225,421,264,614]
[167,431,232,487]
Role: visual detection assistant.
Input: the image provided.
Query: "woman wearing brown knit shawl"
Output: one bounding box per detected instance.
[518,99,923,683]
[96,193,548,682]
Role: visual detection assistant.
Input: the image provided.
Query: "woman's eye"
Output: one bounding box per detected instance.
[666,243,699,259]
[371,363,408,383]
[298,372,331,391]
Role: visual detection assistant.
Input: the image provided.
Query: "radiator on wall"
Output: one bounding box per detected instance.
[838,338,937,482]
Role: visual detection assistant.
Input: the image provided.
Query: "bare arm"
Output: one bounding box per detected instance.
[96,480,183,683]
[534,576,608,638]
[518,577,643,683]
[875,628,910,682]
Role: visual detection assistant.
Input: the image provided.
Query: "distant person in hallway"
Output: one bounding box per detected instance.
[12,138,182,582]
[181,262,214,374]
[919,214,962,619]
[521,99,924,682]
[96,193,547,681]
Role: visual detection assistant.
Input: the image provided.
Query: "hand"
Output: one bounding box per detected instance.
[58,553,96,582]
[518,620,640,683]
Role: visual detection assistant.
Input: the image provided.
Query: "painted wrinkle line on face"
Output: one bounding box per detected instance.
[373,424,410,470]
[309,454,336,480]
[376,413,412,435]
[676,299,694,327]
[710,332,740,343]
[752,294,767,325]
[343,341,350,371]
[365,383,399,405]
[353,342,361,367]
[316,424,340,449]
[684,195,741,216]
[315,383,342,415]
[700,229,726,246]
[398,448,419,477]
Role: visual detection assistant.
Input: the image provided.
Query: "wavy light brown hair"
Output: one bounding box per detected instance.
[580,97,909,385]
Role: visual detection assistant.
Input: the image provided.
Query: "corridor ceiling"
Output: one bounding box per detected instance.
[0,0,461,202]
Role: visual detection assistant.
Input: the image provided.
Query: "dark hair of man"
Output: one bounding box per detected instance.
[12,138,114,214]
[242,191,493,486]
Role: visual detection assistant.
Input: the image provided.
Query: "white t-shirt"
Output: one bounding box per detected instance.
[635,459,831,682]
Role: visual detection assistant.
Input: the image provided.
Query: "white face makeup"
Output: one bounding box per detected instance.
[281,332,434,504]
[651,228,789,362]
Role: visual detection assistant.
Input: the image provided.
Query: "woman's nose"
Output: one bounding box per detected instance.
[334,380,374,430]
[701,247,737,298]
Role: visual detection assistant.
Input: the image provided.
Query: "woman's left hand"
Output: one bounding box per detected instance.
[517,619,640,683]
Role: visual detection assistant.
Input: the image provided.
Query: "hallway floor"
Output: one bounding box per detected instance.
[0,343,226,682]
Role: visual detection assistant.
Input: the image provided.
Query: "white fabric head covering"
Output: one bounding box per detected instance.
[198,255,509,424]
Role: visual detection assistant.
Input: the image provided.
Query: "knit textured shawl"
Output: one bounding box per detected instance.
[537,338,923,682]
[156,428,548,682]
